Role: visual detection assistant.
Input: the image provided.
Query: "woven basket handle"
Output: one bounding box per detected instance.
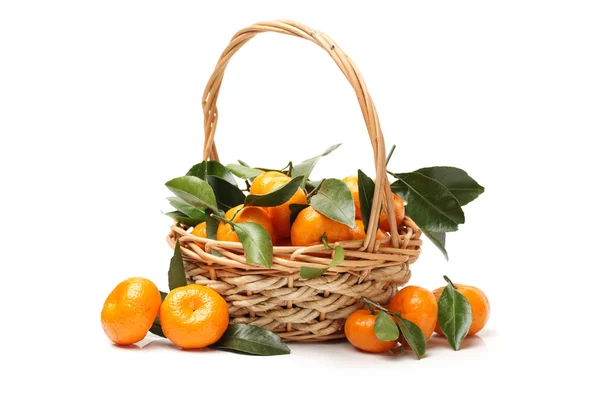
[202,20,401,250]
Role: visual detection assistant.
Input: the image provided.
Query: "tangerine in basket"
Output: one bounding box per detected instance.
[290,206,353,246]
[433,284,490,336]
[160,284,229,349]
[217,204,275,242]
[101,277,161,345]
[342,176,362,220]
[379,193,406,232]
[345,309,397,353]
[388,285,438,341]
[351,220,388,241]
[250,171,307,238]
[191,222,207,250]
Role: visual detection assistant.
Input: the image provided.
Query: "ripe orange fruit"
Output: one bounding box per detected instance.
[290,206,353,246]
[217,204,275,242]
[250,171,307,238]
[250,171,289,195]
[191,222,207,250]
[379,193,405,232]
[342,176,361,219]
[101,277,161,345]
[160,284,229,349]
[345,309,397,353]
[388,286,438,340]
[351,220,388,240]
[433,284,490,336]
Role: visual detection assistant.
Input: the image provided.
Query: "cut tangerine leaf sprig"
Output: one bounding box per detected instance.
[359,296,427,359]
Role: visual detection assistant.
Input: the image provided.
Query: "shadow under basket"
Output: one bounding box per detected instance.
[165,20,423,342]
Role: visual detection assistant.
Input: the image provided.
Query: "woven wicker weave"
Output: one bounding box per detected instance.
[167,20,422,342]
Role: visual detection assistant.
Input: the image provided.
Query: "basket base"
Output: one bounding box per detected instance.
[185,261,411,342]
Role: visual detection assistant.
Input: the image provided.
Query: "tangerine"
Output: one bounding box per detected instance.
[388,285,438,340]
[290,206,353,246]
[191,222,207,250]
[345,309,397,353]
[217,204,275,242]
[251,171,307,238]
[379,193,405,232]
[433,284,490,336]
[160,284,229,349]
[101,277,161,345]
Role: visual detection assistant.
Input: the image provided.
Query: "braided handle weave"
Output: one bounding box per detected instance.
[202,20,401,250]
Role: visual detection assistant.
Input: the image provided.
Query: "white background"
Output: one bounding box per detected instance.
[1,1,599,397]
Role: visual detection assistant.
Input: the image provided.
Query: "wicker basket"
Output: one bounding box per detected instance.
[167,20,422,342]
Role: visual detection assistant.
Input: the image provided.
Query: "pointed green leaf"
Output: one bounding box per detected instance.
[211,324,290,355]
[390,172,464,232]
[163,211,205,227]
[415,167,484,206]
[149,291,168,338]
[187,160,237,185]
[291,143,342,188]
[165,176,219,214]
[244,176,303,207]
[168,241,187,290]
[186,161,208,180]
[167,197,206,218]
[300,246,344,279]
[393,314,427,359]
[207,176,245,212]
[233,222,273,268]
[310,178,356,228]
[204,211,222,257]
[226,163,263,179]
[357,170,376,232]
[438,276,473,350]
[289,203,310,227]
[422,230,448,261]
[374,311,400,342]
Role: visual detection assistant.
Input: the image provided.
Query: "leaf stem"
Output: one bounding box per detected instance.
[320,233,332,250]
[360,296,391,314]
[386,145,397,166]
[443,275,457,289]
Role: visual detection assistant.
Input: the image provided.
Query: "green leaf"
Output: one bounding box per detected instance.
[390,172,464,232]
[211,324,291,355]
[226,163,262,179]
[291,143,342,188]
[207,176,245,212]
[374,311,400,342]
[186,161,207,180]
[148,291,168,338]
[165,176,219,214]
[438,276,473,350]
[168,240,187,290]
[289,203,309,227]
[167,197,206,218]
[393,314,427,359]
[310,178,356,228]
[187,160,237,185]
[205,211,222,257]
[163,211,205,227]
[357,169,376,232]
[300,246,344,279]
[422,230,448,261]
[233,222,273,268]
[244,176,303,207]
[415,167,484,206]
